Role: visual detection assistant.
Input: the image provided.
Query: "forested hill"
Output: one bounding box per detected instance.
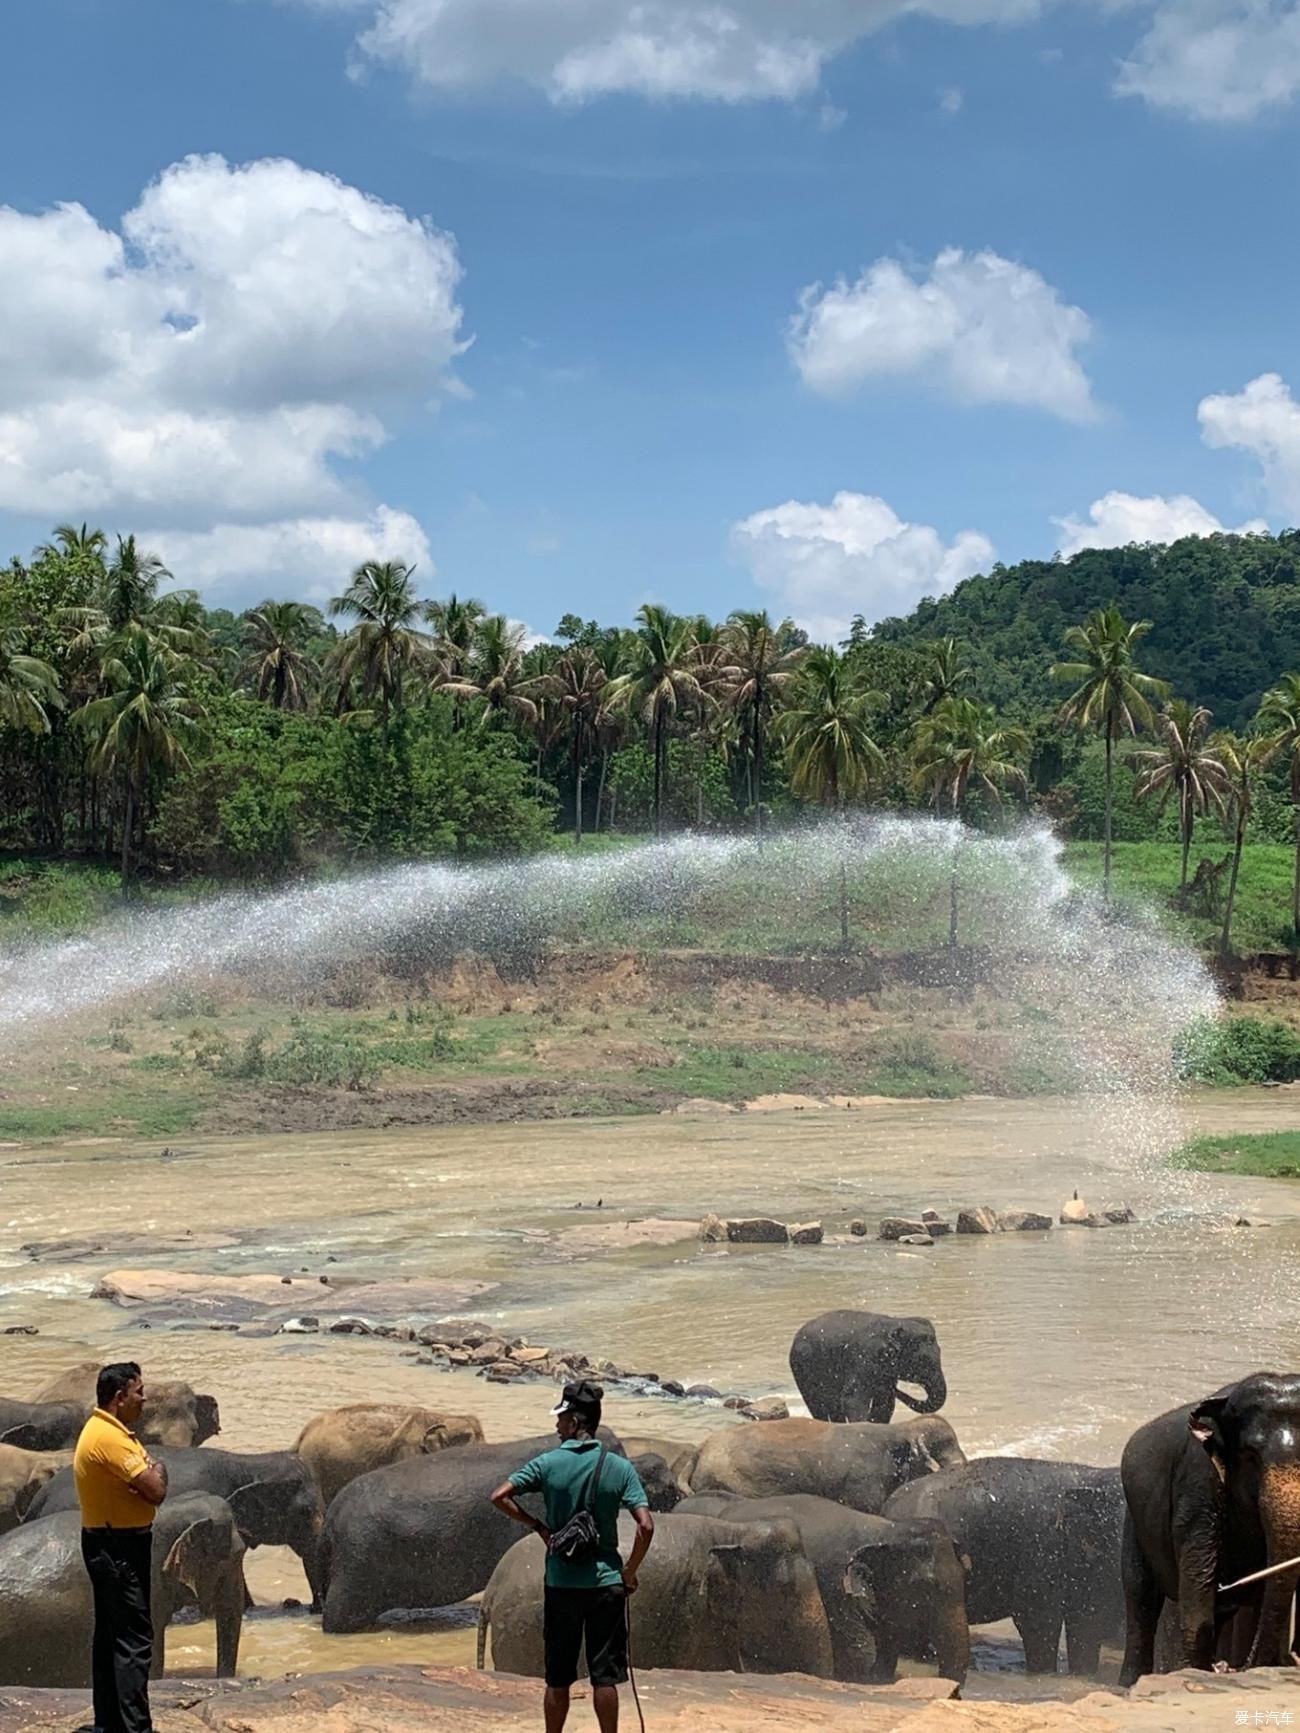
[873,530,1300,725]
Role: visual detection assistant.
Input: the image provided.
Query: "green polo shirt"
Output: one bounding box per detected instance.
[509,1439,648,1589]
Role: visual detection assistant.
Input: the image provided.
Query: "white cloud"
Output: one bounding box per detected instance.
[1053,491,1267,556]
[732,490,994,643]
[0,154,464,541]
[1117,0,1300,122]
[938,84,965,113]
[1199,372,1300,517]
[147,508,433,607]
[788,248,1096,422]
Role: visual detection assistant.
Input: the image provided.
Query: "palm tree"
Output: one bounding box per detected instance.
[426,593,486,684]
[0,629,64,735]
[441,614,541,727]
[607,606,706,839]
[552,648,608,843]
[911,696,1029,945]
[103,535,170,633]
[328,560,430,723]
[242,601,318,711]
[720,609,806,843]
[1133,700,1230,898]
[1256,673,1300,944]
[73,625,206,887]
[41,523,109,573]
[774,647,884,946]
[1052,606,1169,900]
[60,534,173,662]
[919,637,974,712]
[1215,732,1266,957]
[591,631,630,832]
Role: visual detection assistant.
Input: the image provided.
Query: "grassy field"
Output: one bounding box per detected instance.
[1173,1130,1300,1179]
[1062,840,1296,955]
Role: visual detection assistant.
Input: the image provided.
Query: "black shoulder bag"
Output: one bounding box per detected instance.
[547,1445,609,1564]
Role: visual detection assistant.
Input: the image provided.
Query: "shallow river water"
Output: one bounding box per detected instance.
[3,1094,1300,1679]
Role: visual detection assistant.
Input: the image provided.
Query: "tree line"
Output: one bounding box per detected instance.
[3,523,1300,957]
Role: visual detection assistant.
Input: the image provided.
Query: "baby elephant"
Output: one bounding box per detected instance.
[0,1443,72,1535]
[295,1403,484,1506]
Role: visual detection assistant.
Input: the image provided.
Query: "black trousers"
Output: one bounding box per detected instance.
[81,1527,154,1733]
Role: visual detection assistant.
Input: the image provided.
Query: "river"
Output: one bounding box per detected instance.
[3,1094,1300,1677]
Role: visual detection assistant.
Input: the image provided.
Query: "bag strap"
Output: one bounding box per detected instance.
[581,1443,609,1515]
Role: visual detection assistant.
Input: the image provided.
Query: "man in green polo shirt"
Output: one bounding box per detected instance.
[490,1381,654,1733]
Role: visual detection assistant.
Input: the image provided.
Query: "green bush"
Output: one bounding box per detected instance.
[1175,1016,1300,1085]
[261,1031,379,1091]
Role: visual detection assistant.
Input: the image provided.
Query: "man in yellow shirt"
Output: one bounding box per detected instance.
[74,1363,169,1733]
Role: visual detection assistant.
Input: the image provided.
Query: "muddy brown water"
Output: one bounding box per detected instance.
[3,1094,1300,1681]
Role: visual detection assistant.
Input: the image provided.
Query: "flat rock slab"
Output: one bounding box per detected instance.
[549,1219,700,1256]
[24,1231,243,1262]
[90,1270,497,1323]
[5,1667,1299,1733]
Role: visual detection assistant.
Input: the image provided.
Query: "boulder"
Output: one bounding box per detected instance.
[1104,1204,1137,1225]
[510,1346,551,1365]
[469,1340,508,1365]
[484,1361,524,1382]
[1060,1193,1094,1226]
[956,1207,1001,1235]
[660,1380,686,1397]
[921,1211,952,1237]
[723,1396,750,1411]
[897,1234,935,1247]
[789,1222,824,1246]
[686,1384,722,1400]
[447,1349,472,1366]
[998,1210,1053,1233]
[878,1217,930,1241]
[699,1214,727,1243]
[726,1218,789,1245]
[278,1316,319,1334]
[741,1397,790,1422]
[848,1219,868,1237]
[327,1317,374,1335]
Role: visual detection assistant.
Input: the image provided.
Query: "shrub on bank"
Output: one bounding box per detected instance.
[1174,1015,1300,1086]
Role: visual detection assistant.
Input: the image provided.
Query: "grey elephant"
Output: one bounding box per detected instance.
[0,1398,90,1451]
[790,1311,948,1424]
[478,1510,833,1678]
[29,1363,221,1449]
[318,1428,625,1633]
[689,1416,965,1512]
[679,1492,969,1683]
[294,1403,484,1506]
[1119,1370,1300,1683]
[0,1443,71,1535]
[619,1436,700,1490]
[630,1452,685,1512]
[0,1492,246,1684]
[885,1457,1124,1674]
[27,1446,324,1606]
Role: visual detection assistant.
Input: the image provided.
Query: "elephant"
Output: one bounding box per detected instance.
[478,1510,833,1679]
[0,1398,90,1451]
[0,1492,246,1684]
[630,1452,685,1512]
[1118,1370,1300,1684]
[294,1403,484,1506]
[29,1363,220,1449]
[884,1457,1125,1675]
[619,1436,700,1490]
[317,1427,625,1633]
[678,1491,969,1684]
[790,1310,948,1425]
[26,1446,325,1607]
[0,1443,72,1535]
[688,1416,965,1513]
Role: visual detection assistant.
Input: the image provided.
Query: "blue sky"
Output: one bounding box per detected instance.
[2,0,1299,639]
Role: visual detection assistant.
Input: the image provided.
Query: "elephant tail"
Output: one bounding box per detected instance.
[476,1598,490,1670]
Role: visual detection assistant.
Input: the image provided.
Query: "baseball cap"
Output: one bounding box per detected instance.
[551,1379,604,1416]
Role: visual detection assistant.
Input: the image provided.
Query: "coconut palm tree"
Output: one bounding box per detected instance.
[607,606,706,839]
[1052,606,1169,900]
[1133,700,1231,898]
[774,647,884,947]
[1215,732,1267,957]
[328,559,430,723]
[591,631,630,832]
[441,614,541,727]
[242,601,319,711]
[426,593,486,684]
[1256,672,1300,943]
[919,637,974,713]
[720,609,806,842]
[551,647,609,843]
[73,625,206,887]
[910,696,1029,945]
[0,629,64,735]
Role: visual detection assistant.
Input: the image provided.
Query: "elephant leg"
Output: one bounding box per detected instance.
[1014,1604,1063,1673]
[1064,1609,1105,1676]
[865,1629,899,1684]
[1119,1515,1163,1688]
[213,1566,245,1678]
[1176,1551,1219,1671]
[866,1392,895,1425]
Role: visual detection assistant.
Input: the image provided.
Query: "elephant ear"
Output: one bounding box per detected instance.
[227,1478,283,1543]
[1190,1396,1231,1479]
[0,1424,46,1450]
[163,1516,241,1610]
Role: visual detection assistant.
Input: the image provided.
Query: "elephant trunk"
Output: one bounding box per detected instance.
[895,1366,947,1416]
[1247,1466,1300,1668]
[213,1564,245,1678]
[932,1596,971,1683]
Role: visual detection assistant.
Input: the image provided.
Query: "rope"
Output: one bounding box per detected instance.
[626,1593,646,1733]
[1219,1553,1300,1594]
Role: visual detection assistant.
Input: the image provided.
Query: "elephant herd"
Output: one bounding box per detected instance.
[1,1328,1298,1693]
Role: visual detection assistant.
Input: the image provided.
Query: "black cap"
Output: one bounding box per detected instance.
[551,1379,604,1417]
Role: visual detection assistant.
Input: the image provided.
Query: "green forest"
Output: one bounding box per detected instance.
[6,521,1300,958]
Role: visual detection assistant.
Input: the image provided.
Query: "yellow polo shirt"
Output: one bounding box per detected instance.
[73,1409,154,1529]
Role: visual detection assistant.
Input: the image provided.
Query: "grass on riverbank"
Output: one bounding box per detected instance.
[1173,1130,1300,1179]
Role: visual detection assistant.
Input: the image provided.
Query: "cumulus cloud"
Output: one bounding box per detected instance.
[732,490,994,643]
[1053,491,1267,556]
[1199,372,1300,517]
[0,154,463,554]
[147,508,433,607]
[1117,0,1300,122]
[788,249,1096,422]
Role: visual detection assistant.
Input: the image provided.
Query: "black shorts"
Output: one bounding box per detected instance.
[543,1585,629,1689]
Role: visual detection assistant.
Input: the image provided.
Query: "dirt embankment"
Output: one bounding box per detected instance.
[3,1665,1298,1733]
